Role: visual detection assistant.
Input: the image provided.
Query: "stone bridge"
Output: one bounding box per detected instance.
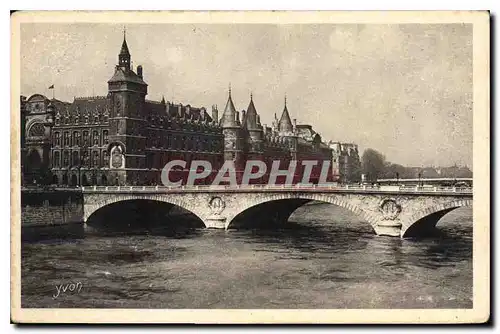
[82,185,472,238]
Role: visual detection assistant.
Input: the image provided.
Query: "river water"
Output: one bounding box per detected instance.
[21,203,472,309]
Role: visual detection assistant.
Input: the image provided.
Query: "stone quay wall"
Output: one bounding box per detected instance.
[21,188,84,226]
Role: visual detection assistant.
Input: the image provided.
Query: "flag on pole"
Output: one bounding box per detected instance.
[48,84,54,89]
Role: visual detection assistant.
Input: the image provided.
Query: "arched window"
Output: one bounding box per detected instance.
[102,150,108,167]
[72,151,79,166]
[63,151,69,166]
[166,134,171,148]
[82,174,89,186]
[27,150,42,170]
[63,131,70,146]
[62,174,68,185]
[54,132,61,146]
[101,175,107,185]
[92,130,99,146]
[52,174,58,185]
[103,130,109,145]
[28,123,45,137]
[70,174,78,187]
[83,131,89,146]
[53,151,60,168]
[92,151,100,167]
[73,131,80,146]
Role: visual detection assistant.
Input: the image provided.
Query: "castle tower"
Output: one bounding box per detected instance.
[107,31,148,185]
[220,86,244,167]
[278,96,298,160]
[278,95,293,134]
[243,93,264,160]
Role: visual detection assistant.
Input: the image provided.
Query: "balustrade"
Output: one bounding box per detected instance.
[81,183,472,194]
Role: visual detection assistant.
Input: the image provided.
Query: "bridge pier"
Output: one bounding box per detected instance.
[374,221,403,237]
[204,216,227,229]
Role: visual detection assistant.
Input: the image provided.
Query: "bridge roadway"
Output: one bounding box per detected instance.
[81,184,473,238]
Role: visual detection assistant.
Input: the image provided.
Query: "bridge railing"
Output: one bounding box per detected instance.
[80,184,472,194]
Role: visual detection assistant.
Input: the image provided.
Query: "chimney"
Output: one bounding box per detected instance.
[212,105,218,123]
[235,111,240,124]
[137,65,143,79]
[178,104,182,117]
[241,110,246,121]
[256,115,261,125]
[293,118,297,129]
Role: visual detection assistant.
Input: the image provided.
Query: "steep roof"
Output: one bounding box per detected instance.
[108,67,147,85]
[220,89,238,127]
[145,100,213,123]
[67,96,110,116]
[244,94,259,129]
[120,35,130,56]
[278,98,293,133]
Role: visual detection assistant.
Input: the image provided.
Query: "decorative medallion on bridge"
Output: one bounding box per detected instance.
[209,197,225,215]
[379,198,401,220]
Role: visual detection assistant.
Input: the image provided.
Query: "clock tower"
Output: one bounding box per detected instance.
[107,31,148,185]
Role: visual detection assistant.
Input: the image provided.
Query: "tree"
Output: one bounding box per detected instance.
[361,148,386,182]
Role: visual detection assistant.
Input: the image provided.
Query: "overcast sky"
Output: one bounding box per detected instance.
[20,23,472,168]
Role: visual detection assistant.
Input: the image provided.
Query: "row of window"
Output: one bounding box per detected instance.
[145,152,223,170]
[53,130,109,147]
[52,150,109,168]
[146,133,223,152]
[145,117,219,132]
[52,173,110,186]
[55,114,109,126]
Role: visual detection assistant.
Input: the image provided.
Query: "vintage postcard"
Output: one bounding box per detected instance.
[11,11,490,324]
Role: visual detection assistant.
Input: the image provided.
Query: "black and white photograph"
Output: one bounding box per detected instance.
[10,10,490,324]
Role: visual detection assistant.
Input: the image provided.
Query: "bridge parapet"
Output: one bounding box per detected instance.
[81,184,472,196]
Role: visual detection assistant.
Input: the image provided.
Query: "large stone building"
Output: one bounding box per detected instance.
[21,33,359,186]
[328,142,361,183]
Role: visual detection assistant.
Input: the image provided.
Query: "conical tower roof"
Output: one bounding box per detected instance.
[278,96,293,133]
[244,93,259,129]
[220,86,238,127]
[120,31,130,56]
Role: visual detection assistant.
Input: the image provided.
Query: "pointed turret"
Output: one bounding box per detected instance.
[278,95,293,133]
[119,28,131,70]
[220,85,238,128]
[160,96,166,104]
[108,30,147,87]
[244,92,259,129]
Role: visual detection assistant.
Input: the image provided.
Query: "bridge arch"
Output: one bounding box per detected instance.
[225,192,379,231]
[401,199,472,238]
[84,194,207,228]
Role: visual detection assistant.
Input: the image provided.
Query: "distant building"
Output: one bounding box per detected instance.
[328,142,361,183]
[21,33,349,186]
